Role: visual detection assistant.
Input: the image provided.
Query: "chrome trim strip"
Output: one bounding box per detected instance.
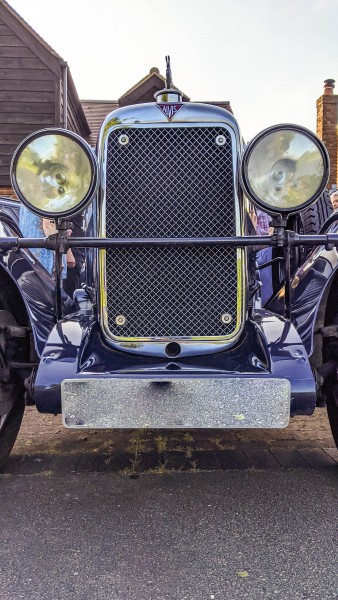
[97,105,246,357]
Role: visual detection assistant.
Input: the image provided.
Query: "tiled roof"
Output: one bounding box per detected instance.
[81,100,119,146]
[196,101,233,114]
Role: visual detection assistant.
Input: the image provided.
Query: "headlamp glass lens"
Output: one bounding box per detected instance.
[247,129,325,211]
[15,134,93,215]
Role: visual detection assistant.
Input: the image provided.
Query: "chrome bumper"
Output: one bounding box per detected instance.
[61,377,290,429]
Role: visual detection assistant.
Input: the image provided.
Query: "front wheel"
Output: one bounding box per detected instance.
[325,367,338,449]
[0,392,25,471]
[0,309,26,470]
[288,191,333,269]
[322,306,338,449]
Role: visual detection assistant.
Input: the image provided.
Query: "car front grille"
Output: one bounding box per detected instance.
[104,125,239,339]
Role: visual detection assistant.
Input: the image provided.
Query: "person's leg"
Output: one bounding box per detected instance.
[63,262,82,298]
[256,247,273,305]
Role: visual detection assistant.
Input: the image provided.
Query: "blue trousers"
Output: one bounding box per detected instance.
[256,247,273,305]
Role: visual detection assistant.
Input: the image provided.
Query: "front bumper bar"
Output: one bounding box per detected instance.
[62,376,291,429]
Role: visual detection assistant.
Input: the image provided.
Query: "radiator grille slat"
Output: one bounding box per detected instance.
[104,126,238,339]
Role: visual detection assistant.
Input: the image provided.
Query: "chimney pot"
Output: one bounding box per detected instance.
[323,79,335,95]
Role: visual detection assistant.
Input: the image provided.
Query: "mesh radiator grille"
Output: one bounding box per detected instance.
[104,126,238,339]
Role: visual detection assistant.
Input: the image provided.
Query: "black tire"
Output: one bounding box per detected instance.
[322,307,338,449]
[300,190,332,237]
[0,392,25,471]
[323,344,338,449]
[288,190,333,270]
[326,379,338,448]
[0,310,25,471]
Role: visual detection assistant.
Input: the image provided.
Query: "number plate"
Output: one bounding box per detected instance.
[62,377,290,429]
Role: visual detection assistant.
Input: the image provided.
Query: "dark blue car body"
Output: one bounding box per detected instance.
[1,97,338,438]
[1,195,337,419]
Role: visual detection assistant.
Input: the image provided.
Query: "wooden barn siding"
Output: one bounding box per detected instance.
[0,19,58,186]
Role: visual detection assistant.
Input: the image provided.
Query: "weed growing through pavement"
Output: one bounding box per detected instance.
[182,432,194,443]
[185,446,193,458]
[124,429,150,475]
[155,435,168,453]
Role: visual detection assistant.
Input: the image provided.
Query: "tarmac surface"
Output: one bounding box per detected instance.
[1,469,337,599]
[0,407,337,600]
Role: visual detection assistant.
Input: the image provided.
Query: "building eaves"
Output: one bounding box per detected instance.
[118,71,166,102]
[1,1,90,135]
[118,68,190,103]
[1,0,63,62]
[67,69,91,137]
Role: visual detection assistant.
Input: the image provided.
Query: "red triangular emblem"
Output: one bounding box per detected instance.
[157,103,183,120]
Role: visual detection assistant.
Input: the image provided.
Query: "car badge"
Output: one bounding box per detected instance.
[157,103,183,121]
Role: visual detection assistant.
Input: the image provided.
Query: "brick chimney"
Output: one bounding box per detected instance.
[316,79,338,189]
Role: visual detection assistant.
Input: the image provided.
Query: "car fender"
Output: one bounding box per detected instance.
[268,218,338,356]
[0,204,63,356]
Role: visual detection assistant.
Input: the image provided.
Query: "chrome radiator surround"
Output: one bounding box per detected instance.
[97,109,245,355]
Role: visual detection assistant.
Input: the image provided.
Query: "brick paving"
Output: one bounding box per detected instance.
[2,406,337,474]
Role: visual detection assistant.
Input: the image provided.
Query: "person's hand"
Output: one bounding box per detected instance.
[42,218,57,236]
[268,227,274,235]
[66,249,76,268]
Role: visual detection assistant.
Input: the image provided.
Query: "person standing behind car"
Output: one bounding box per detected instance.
[19,205,68,279]
[330,190,338,211]
[63,211,85,299]
[42,217,75,280]
[250,207,274,305]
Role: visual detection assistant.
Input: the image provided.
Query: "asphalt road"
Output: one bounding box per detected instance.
[0,470,337,600]
[0,408,337,599]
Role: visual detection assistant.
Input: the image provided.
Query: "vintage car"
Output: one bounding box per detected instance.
[0,59,337,469]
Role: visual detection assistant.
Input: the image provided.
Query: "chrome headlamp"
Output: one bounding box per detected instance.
[241,124,329,215]
[11,128,98,218]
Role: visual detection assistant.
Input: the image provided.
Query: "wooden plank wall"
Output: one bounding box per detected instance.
[0,19,57,188]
